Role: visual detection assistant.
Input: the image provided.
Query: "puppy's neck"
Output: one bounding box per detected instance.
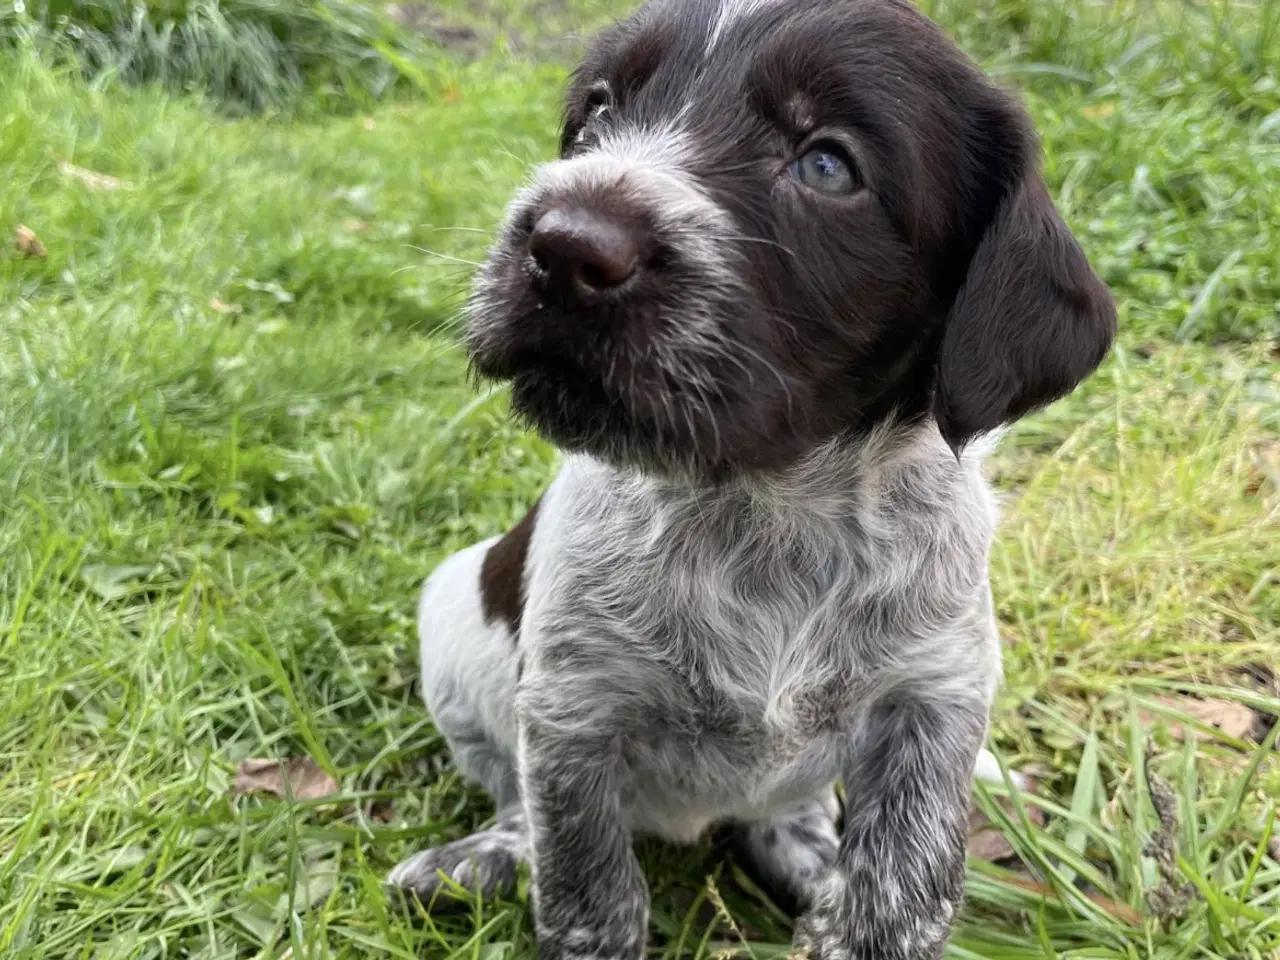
[629,415,969,531]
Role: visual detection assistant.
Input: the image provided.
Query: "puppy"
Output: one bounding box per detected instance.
[388,0,1115,957]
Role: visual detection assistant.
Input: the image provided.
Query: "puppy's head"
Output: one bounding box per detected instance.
[466,0,1115,478]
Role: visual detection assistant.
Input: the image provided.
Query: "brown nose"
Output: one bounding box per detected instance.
[528,207,641,300]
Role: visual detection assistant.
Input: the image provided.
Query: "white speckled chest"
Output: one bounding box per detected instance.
[518,441,993,839]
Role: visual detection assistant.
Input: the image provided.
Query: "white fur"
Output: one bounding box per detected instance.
[706,0,784,52]
[514,420,1003,835]
[417,538,522,803]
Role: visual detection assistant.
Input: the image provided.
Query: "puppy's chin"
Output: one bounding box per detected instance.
[468,316,814,482]
[506,361,682,473]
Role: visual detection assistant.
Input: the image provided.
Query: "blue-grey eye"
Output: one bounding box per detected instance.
[790,144,859,195]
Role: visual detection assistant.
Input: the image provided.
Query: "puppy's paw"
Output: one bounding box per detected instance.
[537,917,648,960]
[387,825,526,911]
[791,873,952,960]
[737,795,840,911]
[535,862,649,960]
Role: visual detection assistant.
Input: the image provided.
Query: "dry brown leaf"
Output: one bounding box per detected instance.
[233,757,339,802]
[1001,875,1143,926]
[1143,696,1259,741]
[1080,102,1117,120]
[966,774,1046,863]
[208,298,242,315]
[1269,835,1280,864]
[967,821,1018,862]
[14,225,47,259]
[1246,440,1280,496]
[363,798,395,823]
[58,160,133,192]
[1182,699,1259,739]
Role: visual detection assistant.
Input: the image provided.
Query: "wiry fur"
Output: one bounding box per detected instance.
[387,0,1115,957]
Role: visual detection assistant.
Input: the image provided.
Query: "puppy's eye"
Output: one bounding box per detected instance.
[584,81,612,119]
[563,81,612,154]
[789,143,859,195]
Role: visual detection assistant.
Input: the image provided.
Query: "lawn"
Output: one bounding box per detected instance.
[0,0,1278,957]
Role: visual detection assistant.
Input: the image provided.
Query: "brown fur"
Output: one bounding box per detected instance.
[478,497,542,634]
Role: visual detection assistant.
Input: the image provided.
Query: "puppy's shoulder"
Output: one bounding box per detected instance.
[476,493,544,635]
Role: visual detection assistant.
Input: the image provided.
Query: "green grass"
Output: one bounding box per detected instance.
[2,0,434,114]
[1,0,1278,957]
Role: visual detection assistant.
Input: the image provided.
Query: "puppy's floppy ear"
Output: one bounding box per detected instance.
[933,153,1116,452]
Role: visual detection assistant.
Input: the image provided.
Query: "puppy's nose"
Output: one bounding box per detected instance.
[528,207,641,299]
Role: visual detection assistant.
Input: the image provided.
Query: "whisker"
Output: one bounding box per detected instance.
[495,148,539,168]
[418,225,493,236]
[701,233,798,260]
[406,245,485,268]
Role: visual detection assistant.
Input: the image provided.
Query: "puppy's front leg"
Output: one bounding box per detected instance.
[794,692,987,960]
[521,712,647,960]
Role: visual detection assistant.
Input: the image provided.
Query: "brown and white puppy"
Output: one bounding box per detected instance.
[388,0,1115,957]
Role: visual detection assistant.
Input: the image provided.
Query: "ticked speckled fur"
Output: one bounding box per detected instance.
[387,0,1116,954]
[393,426,1003,960]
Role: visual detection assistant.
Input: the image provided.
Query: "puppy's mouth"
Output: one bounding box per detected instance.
[467,245,825,478]
[468,311,740,473]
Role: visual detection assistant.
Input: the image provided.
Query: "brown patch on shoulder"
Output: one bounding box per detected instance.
[479,497,542,636]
